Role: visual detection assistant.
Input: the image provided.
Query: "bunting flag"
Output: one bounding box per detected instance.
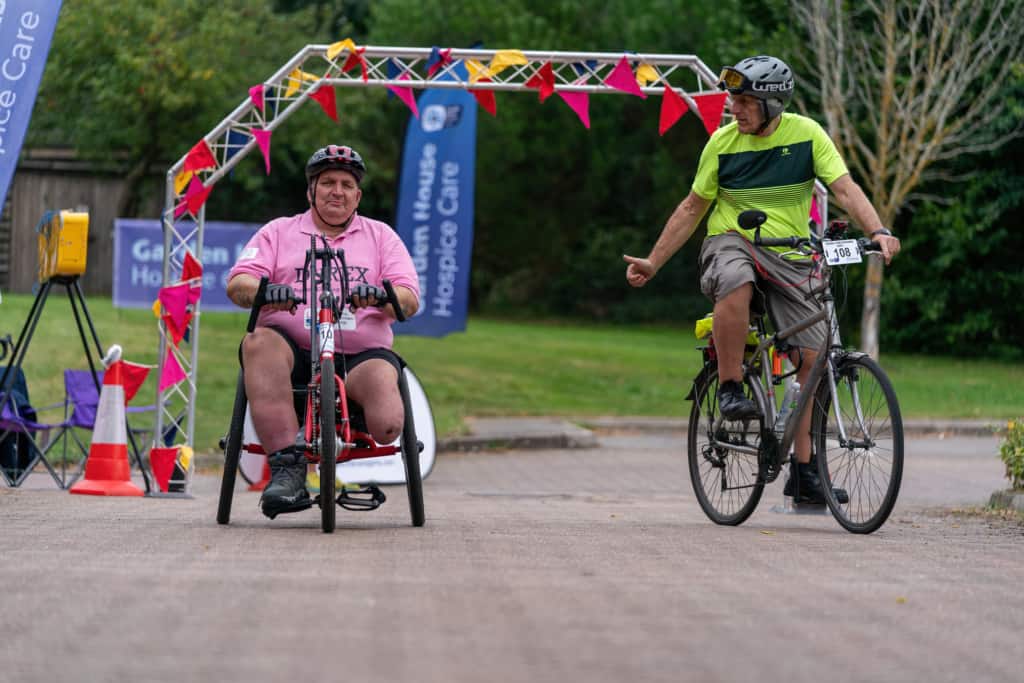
[253,128,272,174]
[487,50,528,78]
[116,360,151,404]
[386,73,419,118]
[604,55,646,98]
[636,63,659,87]
[159,347,187,392]
[183,175,213,216]
[557,90,590,128]
[465,59,488,83]
[341,47,368,81]
[526,62,556,102]
[249,84,264,112]
[149,446,178,492]
[327,38,358,61]
[158,283,193,336]
[284,68,321,98]
[173,169,193,196]
[570,60,598,78]
[471,78,497,116]
[693,92,728,135]
[183,139,217,174]
[810,194,822,225]
[309,85,338,121]
[181,251,203,283]
[659,85,689,135]
[426,46,453,77]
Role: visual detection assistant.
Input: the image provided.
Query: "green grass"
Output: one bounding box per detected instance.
[3,293,1022,455]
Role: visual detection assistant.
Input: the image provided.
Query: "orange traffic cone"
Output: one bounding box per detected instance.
[70,360,144,496]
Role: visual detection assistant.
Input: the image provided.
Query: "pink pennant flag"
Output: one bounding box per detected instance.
[557,90,590,128]
[659,85,689,135]
[183,139,217,173]
[184,176,213,215]
[472,78,497,116]
[249,84,264,112]
[387,74,419,118]
[810,194,823,226]
[526,62,556,102]
[309,86,338,121]
[253,128,273,174]
[173,200,188,219]
[149,447,178,492]
[159,283,191,334]
[604,55,646,99]
[159,347,187,392]
[694,92,728,135]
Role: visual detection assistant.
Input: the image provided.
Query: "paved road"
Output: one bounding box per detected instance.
[1,431,1021,683]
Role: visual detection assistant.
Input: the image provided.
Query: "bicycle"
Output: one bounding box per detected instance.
[687,210,904,534]
[216,234,425,533]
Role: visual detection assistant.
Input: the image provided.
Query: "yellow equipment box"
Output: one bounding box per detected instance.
[37,210,89,282]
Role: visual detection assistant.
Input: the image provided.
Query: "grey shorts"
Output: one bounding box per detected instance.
[698,232,827,350]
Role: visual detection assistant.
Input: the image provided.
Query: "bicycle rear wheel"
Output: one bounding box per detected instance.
[319,365,337,534]
[688,367,766,525]
[812,354,903,534]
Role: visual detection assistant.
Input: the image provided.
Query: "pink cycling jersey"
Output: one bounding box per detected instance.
[228,210,420,353]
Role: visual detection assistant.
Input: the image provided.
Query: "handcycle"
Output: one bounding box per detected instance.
[216,235,426,533]
[687,210,904,534]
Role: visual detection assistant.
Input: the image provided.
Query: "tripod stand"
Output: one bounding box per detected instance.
[0,275,152,490]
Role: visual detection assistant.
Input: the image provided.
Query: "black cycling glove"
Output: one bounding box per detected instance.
[350,284,387,304]
[264,283,297,306]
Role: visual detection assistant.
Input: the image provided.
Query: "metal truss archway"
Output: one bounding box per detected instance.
[155,45,828,477]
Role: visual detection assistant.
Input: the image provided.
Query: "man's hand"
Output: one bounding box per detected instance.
[349,283,387,308]
[623,254,657,288]
[871,233,901,265]
[264,283,298,313]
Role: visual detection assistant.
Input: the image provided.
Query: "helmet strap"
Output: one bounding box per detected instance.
[756,101,772,134]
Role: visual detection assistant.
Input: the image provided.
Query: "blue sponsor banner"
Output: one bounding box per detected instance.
[393,71,477,337]
[0,1,63,209]
[113,219,259,311]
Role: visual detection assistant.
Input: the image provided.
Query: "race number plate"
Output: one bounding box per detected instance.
[822,239,862,265]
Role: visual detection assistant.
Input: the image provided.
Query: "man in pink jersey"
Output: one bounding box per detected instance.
[227,145,420,519]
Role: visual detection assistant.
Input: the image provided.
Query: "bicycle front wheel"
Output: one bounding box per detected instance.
[319,365,337,534]
[812,354,903,534]
[688,367,766,525]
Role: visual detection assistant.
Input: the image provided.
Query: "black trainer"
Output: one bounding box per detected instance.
[717,379,758,420]
[783,461,849,505]
[260,447,312,519]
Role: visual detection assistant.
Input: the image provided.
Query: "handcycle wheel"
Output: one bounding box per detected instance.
[811,354,904,534]
[398,369,425,527]
[319,364,337,534]
[217,370,247,525]
[687,367,766,525]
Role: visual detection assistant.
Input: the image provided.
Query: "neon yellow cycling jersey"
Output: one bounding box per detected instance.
[692,113,848,253]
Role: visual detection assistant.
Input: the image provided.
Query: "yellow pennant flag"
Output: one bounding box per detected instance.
[174,169,193,196]
[466,59,489,83]
[285,68,321,98]
[636,63,659,87]
[487,50,528,77]
[327,38,358,61]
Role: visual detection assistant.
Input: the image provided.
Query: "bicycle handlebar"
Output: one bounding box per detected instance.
[247,275,406,323]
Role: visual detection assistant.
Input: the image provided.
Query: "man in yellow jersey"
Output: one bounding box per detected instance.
[623,55,901,504]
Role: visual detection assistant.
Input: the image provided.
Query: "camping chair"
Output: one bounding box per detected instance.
[1,364,52,487]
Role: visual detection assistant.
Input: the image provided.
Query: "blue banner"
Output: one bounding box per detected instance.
[0,1,62,210]
[393,73,477,337]
[113,219,260,312]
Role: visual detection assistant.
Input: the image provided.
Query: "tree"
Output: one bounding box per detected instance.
[791,0,1024,357]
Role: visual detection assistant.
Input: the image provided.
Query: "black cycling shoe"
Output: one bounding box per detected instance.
[784,461,849,505]
[260,448,312,519]
[717,380,758,420]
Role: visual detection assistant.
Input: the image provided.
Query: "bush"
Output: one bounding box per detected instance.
[999,419,1024,489]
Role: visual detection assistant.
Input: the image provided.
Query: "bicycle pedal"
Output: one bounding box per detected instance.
[337,485,386,511]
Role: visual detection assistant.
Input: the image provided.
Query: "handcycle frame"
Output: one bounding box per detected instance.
[217,234,425,532]
[688,209,904,534]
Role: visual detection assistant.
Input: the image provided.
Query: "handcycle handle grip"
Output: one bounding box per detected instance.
[382,279,406,322]
[247,276,270,333]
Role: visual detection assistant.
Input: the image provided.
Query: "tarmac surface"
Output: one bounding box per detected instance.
[1,417,1022,683]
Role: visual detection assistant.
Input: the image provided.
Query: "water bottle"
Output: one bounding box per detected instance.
[774,381,800,434]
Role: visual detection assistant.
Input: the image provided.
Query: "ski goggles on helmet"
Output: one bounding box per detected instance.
[717,67,751,94]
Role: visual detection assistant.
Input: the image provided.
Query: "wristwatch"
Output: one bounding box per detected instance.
[869,228,893,238]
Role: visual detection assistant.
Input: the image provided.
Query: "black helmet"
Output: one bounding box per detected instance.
[718,55,794,123]
[305,144,366,185]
